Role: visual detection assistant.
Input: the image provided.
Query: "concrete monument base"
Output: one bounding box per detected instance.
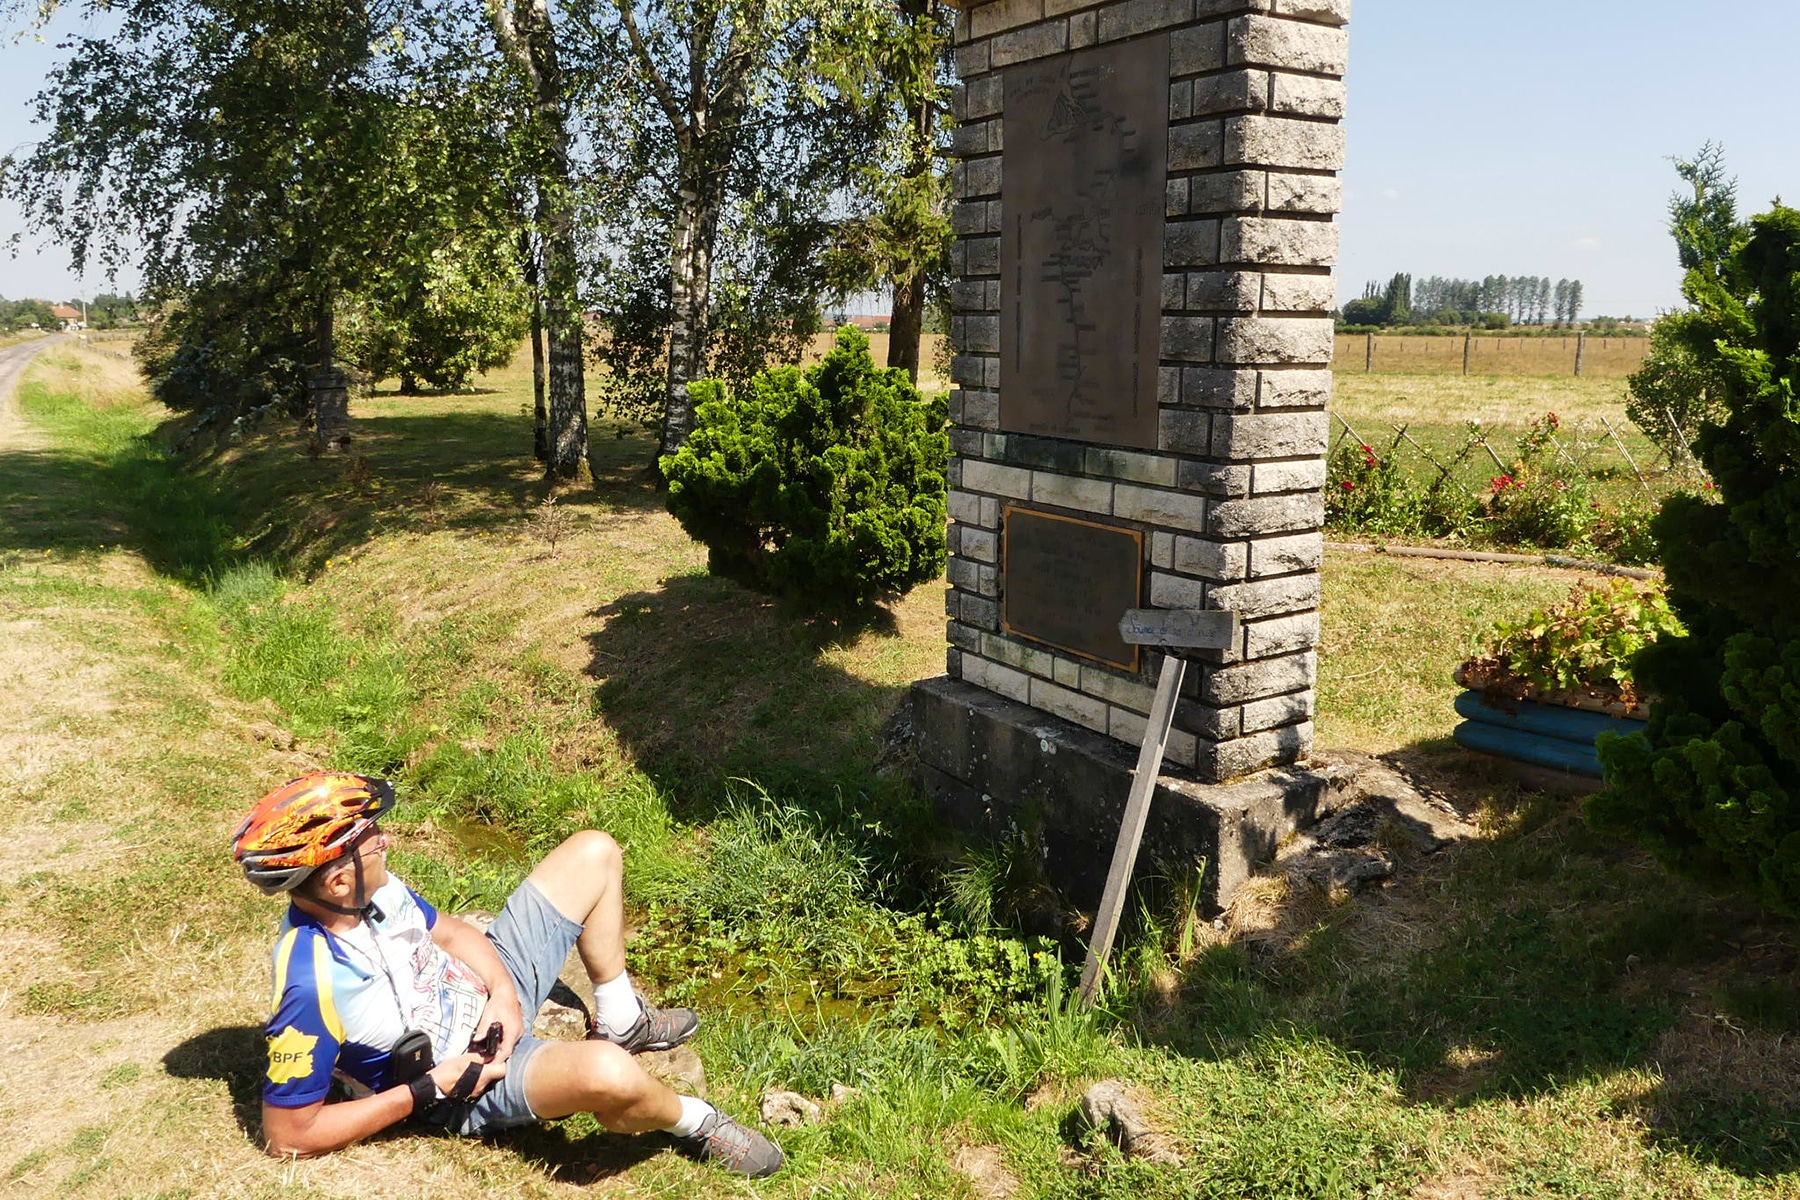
[908,674,1365,915]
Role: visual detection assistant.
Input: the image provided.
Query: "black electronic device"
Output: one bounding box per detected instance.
[388,1027,434,1085]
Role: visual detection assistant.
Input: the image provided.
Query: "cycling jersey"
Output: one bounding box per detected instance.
[262,877,488,1107]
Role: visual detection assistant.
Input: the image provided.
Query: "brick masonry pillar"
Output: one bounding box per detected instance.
[943,0,1347,782]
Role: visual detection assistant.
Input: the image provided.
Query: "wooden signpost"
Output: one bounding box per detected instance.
[1076,607,1240,1008]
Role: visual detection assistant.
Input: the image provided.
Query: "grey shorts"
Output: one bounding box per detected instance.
[427,878,585,1136]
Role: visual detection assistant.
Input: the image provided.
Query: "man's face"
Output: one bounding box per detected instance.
[321,823,391,901]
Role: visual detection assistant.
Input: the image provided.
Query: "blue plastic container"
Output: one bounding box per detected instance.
[1451,689,1647,779]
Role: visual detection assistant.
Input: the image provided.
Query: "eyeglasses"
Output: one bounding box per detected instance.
[349,826,390,860]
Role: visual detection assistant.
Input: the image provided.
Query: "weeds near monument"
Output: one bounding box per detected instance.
[661,326,949,614]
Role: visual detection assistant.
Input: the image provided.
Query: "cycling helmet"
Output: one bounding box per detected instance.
[232,771,396,895]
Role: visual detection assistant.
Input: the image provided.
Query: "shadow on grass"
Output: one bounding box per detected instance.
[1150,752,1800,1180]
[162,1025,267,1143]
[0,392,671,582]
[160,1024,667,1178]
[199,411,670,571]
[585,572,909,813]
[0,437,236,586]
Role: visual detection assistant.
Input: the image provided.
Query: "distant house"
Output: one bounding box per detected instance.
[51,304,84,332]
[840,315,889,333]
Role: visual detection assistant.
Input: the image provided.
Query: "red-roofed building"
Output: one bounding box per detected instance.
[50,304,84,331]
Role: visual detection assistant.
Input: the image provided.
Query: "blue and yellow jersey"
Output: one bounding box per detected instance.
[262,878,488,1108]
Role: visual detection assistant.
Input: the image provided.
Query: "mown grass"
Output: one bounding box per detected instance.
[6,341,1800,1197]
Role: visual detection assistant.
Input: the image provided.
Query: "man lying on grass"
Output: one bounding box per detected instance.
[231,770,782,1177]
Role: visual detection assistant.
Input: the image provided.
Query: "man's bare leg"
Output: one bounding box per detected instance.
[523,830,627,985]
[522,1040,680,1131]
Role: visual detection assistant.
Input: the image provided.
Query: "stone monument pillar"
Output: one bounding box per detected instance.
[910,0,1349,909]
[310,366,352,452]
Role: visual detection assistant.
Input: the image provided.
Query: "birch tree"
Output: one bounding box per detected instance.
[490,0,590,477]
[575,0,894,460]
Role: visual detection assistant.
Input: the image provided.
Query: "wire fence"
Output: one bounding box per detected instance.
[1332,333,1651,379]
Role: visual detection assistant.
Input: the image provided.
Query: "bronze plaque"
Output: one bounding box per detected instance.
[1001,37,1168,449]
[1003,507,1143,671]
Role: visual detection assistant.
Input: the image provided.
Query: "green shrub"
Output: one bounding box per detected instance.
[661,326,949,612]
[1591,203,1800,914]
[1326,439,1421,533]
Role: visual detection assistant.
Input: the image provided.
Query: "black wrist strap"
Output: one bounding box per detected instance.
[447,1060,484,1102]
[407,1072,438,1113]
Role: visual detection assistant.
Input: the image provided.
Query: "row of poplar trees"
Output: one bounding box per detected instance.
[3,0,952,476]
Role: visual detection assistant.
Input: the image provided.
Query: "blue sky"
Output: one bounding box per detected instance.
[1,2,1797,317]
[1339,0,1800,319]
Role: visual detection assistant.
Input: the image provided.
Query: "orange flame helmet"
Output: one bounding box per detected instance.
[232,771,396,895]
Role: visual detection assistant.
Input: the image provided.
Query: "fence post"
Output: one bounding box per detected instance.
[1574,333,1586,377]
[1365,331,1374,373]
[1462,332,1471,376]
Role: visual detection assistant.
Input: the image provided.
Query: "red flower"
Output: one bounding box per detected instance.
[1340,480,1355,491]
[1489,474,1515,494]
[1359,444,1373,454]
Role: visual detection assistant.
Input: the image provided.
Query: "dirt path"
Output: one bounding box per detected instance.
[0,334,62,445]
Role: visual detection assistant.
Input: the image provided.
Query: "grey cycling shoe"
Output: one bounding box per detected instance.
[590,996,699,1053]
[676,1110,785,1177]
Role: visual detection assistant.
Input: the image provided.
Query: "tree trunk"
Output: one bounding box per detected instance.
[661,170,710,461]
[492,0,586,479]
[523,229,549,461]
[888,269,924,382]
[316,289,335,372]
[887,34,938,384]
[659,54,736,463]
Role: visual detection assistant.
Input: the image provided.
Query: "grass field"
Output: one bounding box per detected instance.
[1335,333,1651,380]
[1327,369,1686,529]
[5,342,1800,1198]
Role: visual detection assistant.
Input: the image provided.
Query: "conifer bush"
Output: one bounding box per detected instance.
[1590,203,1800,913]
[661,326,949,612]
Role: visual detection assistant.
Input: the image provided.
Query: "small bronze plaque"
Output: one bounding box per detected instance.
[1001,37,1169,449]
[1003,507,1143,671]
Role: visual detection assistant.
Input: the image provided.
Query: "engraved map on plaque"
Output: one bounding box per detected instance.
[1001,37,1169,449]
[1003,507,1143,671]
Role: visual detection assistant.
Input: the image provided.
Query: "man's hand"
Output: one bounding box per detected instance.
[427,1051,507,1102]
[476,990,526,1063]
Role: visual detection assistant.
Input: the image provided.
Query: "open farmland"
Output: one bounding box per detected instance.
[1334,332,1650,379]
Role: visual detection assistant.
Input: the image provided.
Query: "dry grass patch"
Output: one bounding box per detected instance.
[1333,371,1632,432]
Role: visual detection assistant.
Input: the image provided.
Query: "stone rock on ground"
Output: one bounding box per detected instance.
[760,1089,824,1127]
[1077,1080,1183,1165]
[1278,751,1478,895]
[953,1143,1021,1199]
[638,1046,707,1097]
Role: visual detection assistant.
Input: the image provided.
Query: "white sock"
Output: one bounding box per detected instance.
[663,1095,716,1137]
[592,971,643,1033]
